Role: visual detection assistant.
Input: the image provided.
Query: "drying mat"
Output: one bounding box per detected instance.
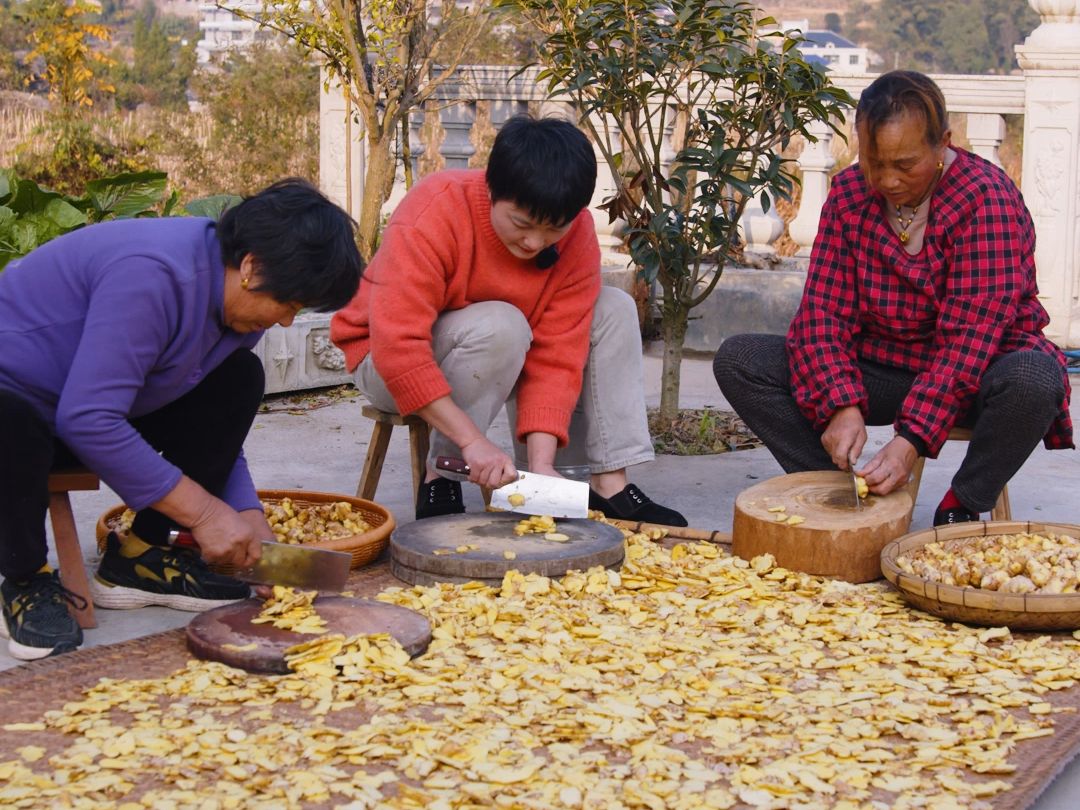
[5,556,1080,808]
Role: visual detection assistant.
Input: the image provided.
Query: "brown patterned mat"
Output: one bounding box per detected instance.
[3,554,1080,808]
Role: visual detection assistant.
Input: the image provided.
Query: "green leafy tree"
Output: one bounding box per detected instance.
[502,0,852,418]
[183,43,320,196]
[113,1,197,110]
[230,0,498,259]
[849,0,1039,74]
[0,0,34,90]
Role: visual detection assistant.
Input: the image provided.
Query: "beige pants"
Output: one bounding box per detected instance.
[354,286,654,475]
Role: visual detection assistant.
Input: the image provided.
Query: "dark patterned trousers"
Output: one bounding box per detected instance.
[712,333,1065,513]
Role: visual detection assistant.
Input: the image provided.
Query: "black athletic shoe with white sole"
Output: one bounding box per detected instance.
[90,532,249,612]
[0,569,84,661]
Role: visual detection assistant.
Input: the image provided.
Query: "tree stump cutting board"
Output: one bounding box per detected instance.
[390,512,626,586]
[186,596,432,674]
[732,471,913,583]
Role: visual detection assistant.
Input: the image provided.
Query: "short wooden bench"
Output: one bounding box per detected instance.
[907,427,1011,522]
[47,467,100,629]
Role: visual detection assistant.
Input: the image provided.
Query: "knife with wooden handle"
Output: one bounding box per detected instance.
[169,530,352,591]
[435,456,590,519]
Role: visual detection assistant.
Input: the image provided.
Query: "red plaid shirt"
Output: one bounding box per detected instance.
[787,147,1073,458]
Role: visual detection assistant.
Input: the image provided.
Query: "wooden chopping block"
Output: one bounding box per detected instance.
[390,512,625,586]
[732,471,913,583]
[186,596,432,674]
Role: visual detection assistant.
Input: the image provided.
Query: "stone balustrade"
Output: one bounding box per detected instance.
[261,1,1080,393]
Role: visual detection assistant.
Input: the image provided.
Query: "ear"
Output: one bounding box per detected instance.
[940,128,952,150]
[239,254,256,284]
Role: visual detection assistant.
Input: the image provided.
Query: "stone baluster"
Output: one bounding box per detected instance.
[738,156,786,262]
[965,113,1005,167]
[439,102,477,169]
[1017,0,1080,347]
[318,68,365,218]
[788,119,837,257]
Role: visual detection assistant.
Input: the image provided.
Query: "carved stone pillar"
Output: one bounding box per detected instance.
[965,113,1005,168]
[439,102,477,169]
[788,119,837,257]
[318,68,364,219]
[384,109,427,213]
[1017,0,1080,347]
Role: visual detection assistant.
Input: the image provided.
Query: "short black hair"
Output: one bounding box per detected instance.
[485,115,597,227]
[855,70,949,152]
[217,178,363,312]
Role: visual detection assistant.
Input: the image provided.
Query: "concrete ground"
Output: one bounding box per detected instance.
[5,347,1079,808]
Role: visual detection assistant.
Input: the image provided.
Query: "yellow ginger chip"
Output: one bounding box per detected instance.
[507,493,526,507]
[252,585,328,634]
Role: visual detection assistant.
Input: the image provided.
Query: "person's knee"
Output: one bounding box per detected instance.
[456,301,532,357]
[713,333,785,385]
[592,286,638,334]
[986,351,1065,405]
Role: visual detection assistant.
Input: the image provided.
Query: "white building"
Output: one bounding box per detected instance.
[195,0,276,65]
[775,19,871,74]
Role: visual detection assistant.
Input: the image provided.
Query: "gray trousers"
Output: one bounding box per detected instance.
[713,333,1065,513]
[355,287,655,474]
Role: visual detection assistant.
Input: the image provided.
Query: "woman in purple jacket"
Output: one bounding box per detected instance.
[0,178,363,660]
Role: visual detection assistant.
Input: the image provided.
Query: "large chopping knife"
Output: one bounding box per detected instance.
[435,456,590,519]
[169,530,351,591]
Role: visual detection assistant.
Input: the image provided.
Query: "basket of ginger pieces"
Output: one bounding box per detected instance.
[881,521,1080,631]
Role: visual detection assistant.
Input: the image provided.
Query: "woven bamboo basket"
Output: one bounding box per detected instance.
[96,490,395,572]
[880,521,1080,631]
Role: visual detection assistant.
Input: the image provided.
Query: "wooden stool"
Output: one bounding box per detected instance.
[357,405,430,501]
[47,467,100,629]
[908,427,1011,521]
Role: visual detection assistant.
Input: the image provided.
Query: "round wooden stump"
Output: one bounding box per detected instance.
[733,471,913,583]
[390,512,625,587]
[186,596,432,674]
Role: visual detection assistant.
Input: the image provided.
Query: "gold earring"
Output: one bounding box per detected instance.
[241,277,249,290]
[937,160,944,171]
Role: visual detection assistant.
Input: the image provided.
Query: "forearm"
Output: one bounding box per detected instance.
[416,395,486,452]
[525,432,558,474]
[151,474,225,532]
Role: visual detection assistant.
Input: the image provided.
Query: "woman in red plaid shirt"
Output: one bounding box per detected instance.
[714,70,1073,526]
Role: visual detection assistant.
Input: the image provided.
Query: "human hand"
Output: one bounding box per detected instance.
[460,436,518,488]
[858,435,918,496]
[821,406,867,470]
[187,500,263,568]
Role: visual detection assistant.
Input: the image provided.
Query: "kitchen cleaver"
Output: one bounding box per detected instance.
[435,456,590,519]
[848,454,862,511]
[169,530,352,591]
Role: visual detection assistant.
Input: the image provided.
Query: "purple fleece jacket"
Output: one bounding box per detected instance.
[0,217,263,512]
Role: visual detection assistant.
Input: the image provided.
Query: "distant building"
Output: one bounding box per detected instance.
[195,0,277,65]
[774,19,871,74]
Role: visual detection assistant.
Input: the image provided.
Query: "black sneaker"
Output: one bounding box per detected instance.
[90,532,250,612]
[589,484,688,527]
[0,569,84,661]
[416,477,466,520]
[933,506,981,527]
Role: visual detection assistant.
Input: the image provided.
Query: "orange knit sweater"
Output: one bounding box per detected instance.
[330,170,601,446]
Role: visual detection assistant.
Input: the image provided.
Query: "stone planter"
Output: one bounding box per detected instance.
[253,311,351,395]
[681,263,807,354]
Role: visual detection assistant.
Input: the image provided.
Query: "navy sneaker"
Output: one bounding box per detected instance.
[90,532,249,612]
[0,569,84,661]
[589,484,688,527]
[416,477,465,520]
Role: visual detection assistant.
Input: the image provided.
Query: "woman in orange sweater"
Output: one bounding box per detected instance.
[331,116,686,526]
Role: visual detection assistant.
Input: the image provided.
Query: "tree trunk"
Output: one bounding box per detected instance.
[658,300,689,421]
[356,130,399,261]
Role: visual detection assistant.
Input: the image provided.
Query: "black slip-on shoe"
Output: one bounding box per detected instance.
[416,477,466,520]
[589,483,688,527]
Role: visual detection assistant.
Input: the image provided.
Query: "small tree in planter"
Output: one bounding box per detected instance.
[224,0,498,259]
[498,0,852,421]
